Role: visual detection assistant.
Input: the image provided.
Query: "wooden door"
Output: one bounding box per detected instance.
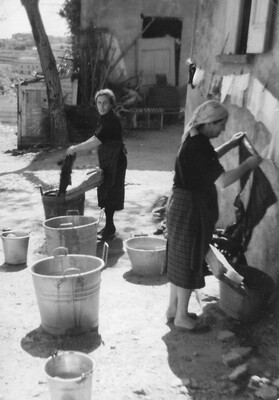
[137,37,175,86]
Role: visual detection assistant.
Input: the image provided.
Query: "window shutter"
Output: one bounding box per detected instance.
[247,0,272,53]
[224,0,244,54]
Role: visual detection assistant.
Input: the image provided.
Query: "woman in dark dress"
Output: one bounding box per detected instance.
[166,100,262,332]
[67,89,127,241]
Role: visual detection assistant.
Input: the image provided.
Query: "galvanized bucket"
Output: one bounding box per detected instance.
[44,351,94,400]
[124,236,167,276]
[30,246,108,335]
[43,213,98,256]
[1,230,30,265]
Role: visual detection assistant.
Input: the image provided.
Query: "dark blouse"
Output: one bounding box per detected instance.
[174,133,224,191]
[95,110,123,143]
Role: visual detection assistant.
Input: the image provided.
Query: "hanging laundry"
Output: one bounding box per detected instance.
[192,68,205,88]
[220,75,234,103]
[188,61,196,89]
[231,138,277,251]
[266,105,279,166]
[208,74,222,100]
[230,73,250,108]
[258,89,279,133]
[246,77,264,121]
[201,71,213,98]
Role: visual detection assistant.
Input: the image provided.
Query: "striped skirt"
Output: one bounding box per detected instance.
[166,188,218,289]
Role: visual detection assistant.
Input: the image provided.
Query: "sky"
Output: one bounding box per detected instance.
[0,0,69,39]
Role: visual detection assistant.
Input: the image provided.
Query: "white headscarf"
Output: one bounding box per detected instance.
[182,100,229,142]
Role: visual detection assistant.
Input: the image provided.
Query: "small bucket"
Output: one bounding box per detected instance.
[30,246,108,335]
[44,351,94,400]
[43,214,98,256]
[124,236,167,276]
[1,230,30,265]
[41,189,85,220]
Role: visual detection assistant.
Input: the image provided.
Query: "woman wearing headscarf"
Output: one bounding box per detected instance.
[165,100,262,332]
[67,88,127,241]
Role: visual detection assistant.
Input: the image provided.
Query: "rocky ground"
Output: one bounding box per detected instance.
[0,122,279,400]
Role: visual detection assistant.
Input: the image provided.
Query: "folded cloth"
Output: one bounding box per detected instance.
[66,168,103,200]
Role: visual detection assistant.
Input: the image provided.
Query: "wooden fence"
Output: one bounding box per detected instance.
[0,96,17,124]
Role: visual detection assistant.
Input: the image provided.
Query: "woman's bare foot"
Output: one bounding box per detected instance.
[174,315,196,330]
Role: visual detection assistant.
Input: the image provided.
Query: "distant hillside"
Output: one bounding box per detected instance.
[0,33,71,50]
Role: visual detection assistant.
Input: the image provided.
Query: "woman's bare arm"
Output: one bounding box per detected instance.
[67,135,102,155]
[215,154,262,189]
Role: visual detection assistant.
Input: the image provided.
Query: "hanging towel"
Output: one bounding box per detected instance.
[258,89,279,133]
[208,74,222,100]
[220,75,234,103]
[201,71,213,98]
[246,77,264,121]
[230,73,250,108]
[266,104,279,165]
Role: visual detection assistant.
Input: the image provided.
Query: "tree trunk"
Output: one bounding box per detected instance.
[21,0,68,147]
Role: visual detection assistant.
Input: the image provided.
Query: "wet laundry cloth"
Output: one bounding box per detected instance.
[230,73,250,108]
[57,153,76,195]
[228,138,277,251]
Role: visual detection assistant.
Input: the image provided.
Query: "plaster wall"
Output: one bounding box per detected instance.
[185,0,279,280]
[80,0,196,89]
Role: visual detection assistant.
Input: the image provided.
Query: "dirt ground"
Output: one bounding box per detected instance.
[0,122,279,400]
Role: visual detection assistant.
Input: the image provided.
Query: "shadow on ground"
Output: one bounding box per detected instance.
[0,262,28,272]
[21,326,102,358]
[96,237,125,269]
[123,269,168,286]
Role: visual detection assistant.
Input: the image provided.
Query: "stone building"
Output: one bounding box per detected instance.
[79,0,279,280]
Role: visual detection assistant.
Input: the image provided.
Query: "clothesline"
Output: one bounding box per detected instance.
[191,67,279,166]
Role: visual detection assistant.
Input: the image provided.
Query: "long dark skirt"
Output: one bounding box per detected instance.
[97,149,127,211]
[166,188,217,289]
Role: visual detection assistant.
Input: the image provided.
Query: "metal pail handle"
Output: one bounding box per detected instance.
[102,242,109,266]
[56,267,85,288]
[66,210,79,215]
[53,247,68,257]
[59,223,74,228]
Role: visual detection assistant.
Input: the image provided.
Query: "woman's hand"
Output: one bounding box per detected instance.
[229,131,245,148]
[66,145,77,156]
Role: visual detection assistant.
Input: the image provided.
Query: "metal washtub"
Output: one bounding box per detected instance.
[43,214,98,256]
[30,246,108,335]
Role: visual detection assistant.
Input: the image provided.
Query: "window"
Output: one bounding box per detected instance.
[224,0,272,54]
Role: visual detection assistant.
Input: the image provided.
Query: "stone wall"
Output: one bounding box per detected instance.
[185,0,279,280]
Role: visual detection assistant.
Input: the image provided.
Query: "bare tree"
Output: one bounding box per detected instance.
[21,0,68,147]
